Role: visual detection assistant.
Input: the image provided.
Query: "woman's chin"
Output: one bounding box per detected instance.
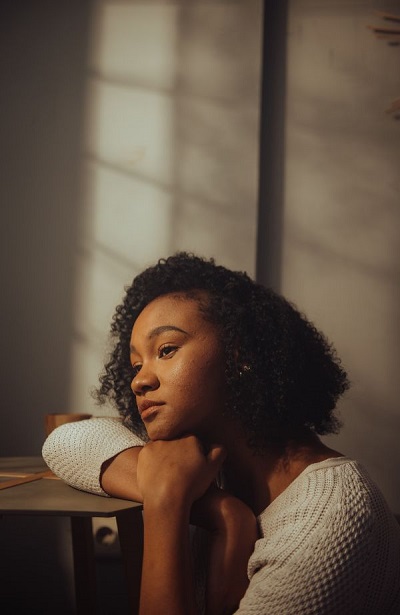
[145,423,184,442]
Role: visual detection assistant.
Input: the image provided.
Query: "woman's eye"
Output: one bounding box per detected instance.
[159,345,178,359]
[131,364,142,377]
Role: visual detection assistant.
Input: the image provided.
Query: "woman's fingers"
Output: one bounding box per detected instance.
[137,436,225,506]
[207,443,226,468]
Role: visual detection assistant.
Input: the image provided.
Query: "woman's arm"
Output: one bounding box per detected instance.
[137,435,226,615]
[191,488,257,615]
[100,446,142,501]
[102,440,257,614]
[42,417,145,497]
[43,419,257,613]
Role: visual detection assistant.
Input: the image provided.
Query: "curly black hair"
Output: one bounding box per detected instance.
[95,252,349,451]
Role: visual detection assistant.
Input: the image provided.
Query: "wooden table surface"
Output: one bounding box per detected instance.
[0,457,143,614]
[0,455,141,516]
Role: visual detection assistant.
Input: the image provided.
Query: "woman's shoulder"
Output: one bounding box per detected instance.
[259,456,399,540]
[239,457,400,614]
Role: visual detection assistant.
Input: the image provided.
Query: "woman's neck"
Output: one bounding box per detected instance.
[220,428,342,516]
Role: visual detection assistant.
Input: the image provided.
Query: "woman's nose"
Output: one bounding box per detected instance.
[131,365,159,395]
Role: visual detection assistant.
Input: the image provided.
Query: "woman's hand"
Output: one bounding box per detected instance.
[137,435,225,615]
[137,435,226,508]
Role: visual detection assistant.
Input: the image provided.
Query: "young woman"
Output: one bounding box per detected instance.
[43,253,400,614]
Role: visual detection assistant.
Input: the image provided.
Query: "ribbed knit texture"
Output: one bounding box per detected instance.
[239,458,400,614]
[42,417,145,495]
[42,419,400,614]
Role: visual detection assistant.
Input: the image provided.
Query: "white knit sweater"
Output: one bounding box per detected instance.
[42,418,400,614]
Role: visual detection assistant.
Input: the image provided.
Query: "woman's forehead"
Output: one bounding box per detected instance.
[131,293,210,338]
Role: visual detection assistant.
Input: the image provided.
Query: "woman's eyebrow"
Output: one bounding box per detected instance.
[130,325,189,353]
[148,325,189,339]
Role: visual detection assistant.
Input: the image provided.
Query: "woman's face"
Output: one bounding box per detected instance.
[129,293,227,442]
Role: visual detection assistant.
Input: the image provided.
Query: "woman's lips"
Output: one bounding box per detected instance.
[141,406,162,421]
[138,401,164,421]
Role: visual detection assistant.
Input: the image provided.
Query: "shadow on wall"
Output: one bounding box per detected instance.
[172,4,260,260]
[0,0,262,452]
[0,2,262,612]
[70,0,262,417]
[282,2,400,511]
[0,1,92,455]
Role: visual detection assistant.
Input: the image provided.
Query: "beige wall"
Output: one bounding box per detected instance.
[70,0,262,418]
[0,1,91,456]
[0,0,261,455]
[282,0,400,512]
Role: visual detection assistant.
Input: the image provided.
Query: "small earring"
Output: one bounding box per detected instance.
[239,364,251,377]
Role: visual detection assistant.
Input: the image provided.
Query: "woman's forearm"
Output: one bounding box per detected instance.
[191,488,257,615]
[136,437,226,615]
[140,497,197,615]
[205,506,256,614]
[100,446,143,501]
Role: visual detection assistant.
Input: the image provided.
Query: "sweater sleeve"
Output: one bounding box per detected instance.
[42,417,146,496]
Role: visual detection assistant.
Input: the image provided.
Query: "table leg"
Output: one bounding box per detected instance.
[71,516,97,615]
[116,508,144,615]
